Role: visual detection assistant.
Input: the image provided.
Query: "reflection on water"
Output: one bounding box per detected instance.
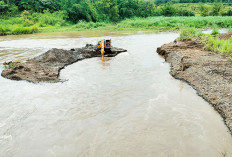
[202,28,229,34]
[0,31,232,157]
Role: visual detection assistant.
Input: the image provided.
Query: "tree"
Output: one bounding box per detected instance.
[117,0,139,18]
[211,3,222,16]
[161,3,176,16]
[138,0,156,17]
[61,0,98,23]
[95,0,119,22]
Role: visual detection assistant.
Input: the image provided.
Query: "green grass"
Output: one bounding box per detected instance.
[116,16,232,30]
[207,37,232,56]
[0,23,39,35]
[3,61,21,69]
[41,16,232,33]
[0,10,66,35]
[11,25,38,35]
[179,27,232,57]
[179,27,203,40]
[211,25,219,35]
[1,15,232,35]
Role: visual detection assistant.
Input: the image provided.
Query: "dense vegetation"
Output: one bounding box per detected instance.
[1,0,232,21]
[0,0,232,35]
[155,0,231,5]
[1,16,232,35]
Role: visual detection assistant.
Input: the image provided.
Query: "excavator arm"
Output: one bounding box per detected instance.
[101,40,105,61]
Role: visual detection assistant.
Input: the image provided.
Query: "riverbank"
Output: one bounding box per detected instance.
[157,38,232,133]
[1,16,232,35]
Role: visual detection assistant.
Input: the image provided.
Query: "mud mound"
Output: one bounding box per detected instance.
[219,32,232,40]
[1,44,127,83]
[157,40,232,133]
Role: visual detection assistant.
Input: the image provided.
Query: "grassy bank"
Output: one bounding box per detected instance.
[37,16,232,32]
[0,10,66,35]
[179,27,232,57]
[1,15,232,35]
[116,16,232,30]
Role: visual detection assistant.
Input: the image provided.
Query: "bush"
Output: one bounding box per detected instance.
[161,3,176,16]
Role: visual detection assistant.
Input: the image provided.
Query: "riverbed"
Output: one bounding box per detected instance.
[0,31,232,157]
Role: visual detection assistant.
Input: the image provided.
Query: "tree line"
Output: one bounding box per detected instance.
[156,0,231,4]
[0,0,231,23]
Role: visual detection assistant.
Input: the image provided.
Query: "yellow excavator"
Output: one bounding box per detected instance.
[97,39,111,61]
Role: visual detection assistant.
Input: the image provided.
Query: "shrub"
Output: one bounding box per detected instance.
[161,3,176,16]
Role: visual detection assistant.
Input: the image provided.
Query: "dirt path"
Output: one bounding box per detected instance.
[157,39,232,133]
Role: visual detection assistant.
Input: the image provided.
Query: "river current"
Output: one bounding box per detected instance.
[0,31,232,157]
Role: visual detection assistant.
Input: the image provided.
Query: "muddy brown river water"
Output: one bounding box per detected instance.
[0,31,232,157]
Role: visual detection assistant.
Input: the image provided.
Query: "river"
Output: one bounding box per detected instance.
[0,31,232,157]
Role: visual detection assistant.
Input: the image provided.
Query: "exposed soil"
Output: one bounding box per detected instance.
[219,32,232,40]
[157,39,232,133]
[1,44,127,83]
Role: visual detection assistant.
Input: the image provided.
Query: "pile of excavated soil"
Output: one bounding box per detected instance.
[157,40,232,133]
[219,32,232,40]
[1,44,127,83]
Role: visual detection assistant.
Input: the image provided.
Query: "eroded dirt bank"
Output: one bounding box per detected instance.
[1,44,126,83]
[157,40,232,132]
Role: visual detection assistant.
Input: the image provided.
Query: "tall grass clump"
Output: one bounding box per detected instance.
[211,25,219,35]
[228,26,232,32]
[207,37,232,56]
[10,25,38,35]
[0,25,7,35]
[179,28,203,40]
[0,10,66,35]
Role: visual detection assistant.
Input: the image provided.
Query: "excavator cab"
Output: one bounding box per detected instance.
[97,39,111,52]
[105,39,111,50]
[97,39,112,61]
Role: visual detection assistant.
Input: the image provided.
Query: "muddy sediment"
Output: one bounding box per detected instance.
[219,32,232,40]
[1,44,127,83]
[157,39,232,132]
